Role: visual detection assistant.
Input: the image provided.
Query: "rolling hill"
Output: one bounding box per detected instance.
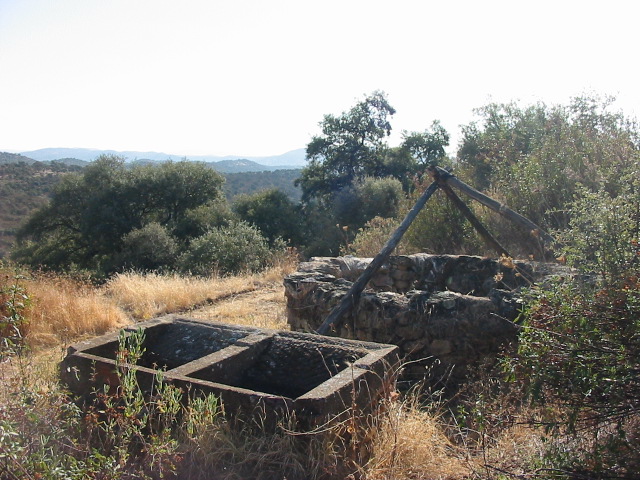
[18,147,307,169]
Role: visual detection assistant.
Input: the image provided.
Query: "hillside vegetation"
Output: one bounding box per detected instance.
[2,92,640,478]
[0,161,84,258]
[0,152,38,164]
[0,160,301,259]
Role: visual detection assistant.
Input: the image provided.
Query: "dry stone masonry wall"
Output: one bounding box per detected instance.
[284,254,570,387]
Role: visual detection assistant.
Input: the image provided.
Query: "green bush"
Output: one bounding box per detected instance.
[171,199,234,242]
[233,188,304,246]
[346,216,404,257]
[505,278,640,476]
[117,222,179,272]
[555,184,640,283]
[12,157,226,277]
[179,221,275,276]
[457,95,640,258]
[403,188,482,255]
[295,202,344,257]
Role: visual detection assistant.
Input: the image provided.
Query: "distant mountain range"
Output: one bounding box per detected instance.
[13,147,307,171]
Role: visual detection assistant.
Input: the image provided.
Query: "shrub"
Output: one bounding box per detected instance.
[457,95,640,258]
[332,176,404,231]
[117,222,179,272]
[171,199,234,242]
[0,262,31,358]
[179,221,275,276]
[555,184,640,284]
[404,187,482,255]
[505,278,640,476]
[346,216,405,257]
[233,188,304,246]
[12,158,227,277]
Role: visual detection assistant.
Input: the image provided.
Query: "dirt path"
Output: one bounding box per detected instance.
[187,281,290,331]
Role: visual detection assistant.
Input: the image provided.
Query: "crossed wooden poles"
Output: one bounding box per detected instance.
[315,165,555,336]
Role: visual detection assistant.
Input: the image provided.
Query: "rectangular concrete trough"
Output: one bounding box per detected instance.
[60,315,399,427]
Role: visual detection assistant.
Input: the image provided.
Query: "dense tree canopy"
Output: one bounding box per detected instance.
[297,91,397,203]
[233,188,304,246]
[293,91,451,255]
[332,176,404,230]
[400,121,450,166]
[12,156,234,275]
[456,94,640,244]
[343,94,640,261]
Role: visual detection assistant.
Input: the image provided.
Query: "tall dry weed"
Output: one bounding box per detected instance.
[104,259,297,321]
[188,287,288,330]
[363,397,471,479]
[180,412,363,480]
[25,274,128,348]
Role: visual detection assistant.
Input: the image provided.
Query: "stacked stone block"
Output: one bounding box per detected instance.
[285,254,568,387]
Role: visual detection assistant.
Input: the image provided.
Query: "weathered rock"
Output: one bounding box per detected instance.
[284,254,574,387]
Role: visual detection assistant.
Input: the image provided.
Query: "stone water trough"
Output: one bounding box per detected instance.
[285,254,571,387]
[60,315,399,427]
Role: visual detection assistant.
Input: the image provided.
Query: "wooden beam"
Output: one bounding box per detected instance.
[437,178,511,258]
[316,180,440,335]
[428,165,555,248]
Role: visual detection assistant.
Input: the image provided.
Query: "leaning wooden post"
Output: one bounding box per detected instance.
[316,180,440,336]
[427,165,555,253]
[429,168,511,258]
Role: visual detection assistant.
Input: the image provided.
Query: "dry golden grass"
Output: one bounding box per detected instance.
[104,260,296,321]
[480,422,547,477]
[3,254,547,480]
[363,399,472,480]
[188,285,288,330]
[0,346,64,404]
[182,414,352,480]
[7,256,297,351]
[24,275,128,348]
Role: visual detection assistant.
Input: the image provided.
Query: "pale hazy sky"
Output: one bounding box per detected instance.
[1,0,638,157]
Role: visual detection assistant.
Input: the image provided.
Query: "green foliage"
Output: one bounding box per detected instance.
[298,93,450,210]
[171,198,234,242]
[12,156,226,277]
[332,176,404,231]
[461,96,637,221]
[296,176,405,257]
[457,94,640,257]
[400,120,450,166]
[556,182,640,283]
[0,327,223,479]
[346,216,406,257]
[403,183,482,255]
[233,188,305,246]
[223,169,302,202]
[490,160,640,476]
[117,222,179,272]
[504,278,640,475]
[0,262,31,359]
[131,160,225,227]
[179,221,276,276]
[378,146,420,192]
[295,201,345,257]
[297,91,397,203]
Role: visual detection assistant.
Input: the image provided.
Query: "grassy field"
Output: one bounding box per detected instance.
[0,259,590,479]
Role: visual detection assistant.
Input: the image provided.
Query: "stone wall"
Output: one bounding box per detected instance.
[284,254,569,387]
